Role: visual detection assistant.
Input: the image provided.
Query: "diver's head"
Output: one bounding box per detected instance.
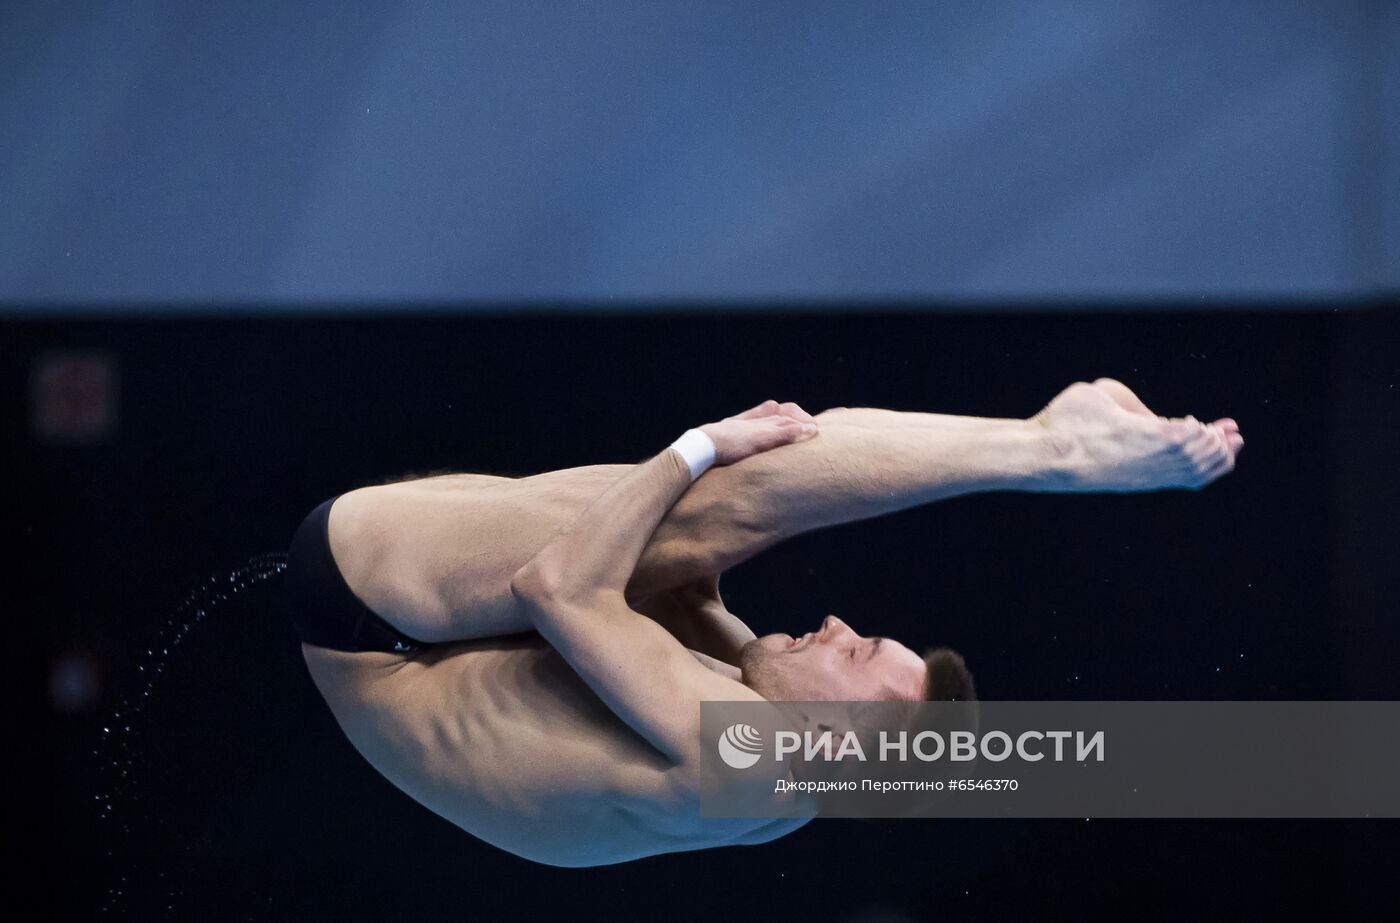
[739,615,973,703]
[765,634,979,810]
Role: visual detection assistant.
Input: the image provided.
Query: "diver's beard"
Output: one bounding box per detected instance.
[736,638,765,686]
[737,639,789,698]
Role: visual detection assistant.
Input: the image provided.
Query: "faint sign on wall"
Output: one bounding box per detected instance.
[30,350,119,443]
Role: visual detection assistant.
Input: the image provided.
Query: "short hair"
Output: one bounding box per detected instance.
[824,648,978,816]
[849,648,976,767]
[922,647,977,703]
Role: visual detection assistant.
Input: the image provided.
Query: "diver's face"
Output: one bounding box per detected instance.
[742,615,926,701]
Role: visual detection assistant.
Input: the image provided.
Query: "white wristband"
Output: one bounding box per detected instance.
[670,428,717,480]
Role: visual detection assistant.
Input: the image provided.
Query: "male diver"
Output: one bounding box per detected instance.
[283,379,1241,866]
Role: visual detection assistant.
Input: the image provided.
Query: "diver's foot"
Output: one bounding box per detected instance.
[1033,378,1243,492]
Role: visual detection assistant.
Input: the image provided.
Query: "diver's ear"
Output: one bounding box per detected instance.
[801,704,857,740]
[793,710,823,736]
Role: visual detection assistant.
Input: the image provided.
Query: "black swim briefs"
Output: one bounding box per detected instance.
[284,496,426,654]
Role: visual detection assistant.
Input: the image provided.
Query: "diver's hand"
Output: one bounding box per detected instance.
[700,400,818,465]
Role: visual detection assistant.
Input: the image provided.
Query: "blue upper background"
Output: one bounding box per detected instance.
[2,0,1396,309]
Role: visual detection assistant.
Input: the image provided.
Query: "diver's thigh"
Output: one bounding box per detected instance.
[330,467,631,642]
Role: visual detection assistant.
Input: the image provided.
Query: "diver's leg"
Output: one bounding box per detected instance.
[626,378,1241,595]
[335,379,1238,641]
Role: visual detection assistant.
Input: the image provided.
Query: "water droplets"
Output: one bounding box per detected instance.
[97,552,287,914]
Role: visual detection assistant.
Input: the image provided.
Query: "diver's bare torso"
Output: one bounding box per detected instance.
[302,639,805,867]
[302,470,806,867]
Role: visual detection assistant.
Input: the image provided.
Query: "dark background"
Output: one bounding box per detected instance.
[7,1,1398,917]
[11,305,1399,920]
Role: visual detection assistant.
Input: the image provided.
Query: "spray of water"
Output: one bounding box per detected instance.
[96,552,288,915]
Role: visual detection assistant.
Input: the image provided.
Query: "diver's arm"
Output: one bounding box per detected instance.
[518,405,817,603]
[511,406,815,762]
[512,451,725,761]
[516,449,692,603]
